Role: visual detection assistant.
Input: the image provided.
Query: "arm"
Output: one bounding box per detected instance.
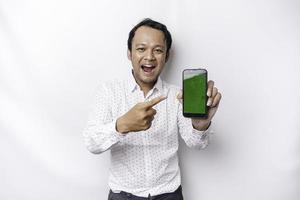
[83,84,124,154]
[83,85,166,154]
[177,102,212,150]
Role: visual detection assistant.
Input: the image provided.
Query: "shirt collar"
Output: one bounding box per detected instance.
[128,70,163,93]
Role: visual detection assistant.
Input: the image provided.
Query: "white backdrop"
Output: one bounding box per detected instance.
[1,0,299,200]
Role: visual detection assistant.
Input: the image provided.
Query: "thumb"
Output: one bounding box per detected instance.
[176,91,183,104]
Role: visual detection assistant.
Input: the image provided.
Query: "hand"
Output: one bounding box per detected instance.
[116,96,167,134]
[177,80,222,131]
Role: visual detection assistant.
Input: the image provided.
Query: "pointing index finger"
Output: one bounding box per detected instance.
[145,95,167,108]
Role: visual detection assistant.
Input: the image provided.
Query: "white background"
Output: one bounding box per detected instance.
[1,0,299,199]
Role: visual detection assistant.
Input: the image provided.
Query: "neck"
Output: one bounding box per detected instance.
[132,73,157,97]
[139,82,154,97]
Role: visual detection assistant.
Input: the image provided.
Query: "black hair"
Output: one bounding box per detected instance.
[127,18,172,56]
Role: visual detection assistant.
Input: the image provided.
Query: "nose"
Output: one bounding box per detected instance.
[144,50,155,61]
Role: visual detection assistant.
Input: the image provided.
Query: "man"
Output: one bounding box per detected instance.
[83,18,221,200]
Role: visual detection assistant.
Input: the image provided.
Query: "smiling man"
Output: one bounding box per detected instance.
[127,25,169,96]
[83,18,221,200]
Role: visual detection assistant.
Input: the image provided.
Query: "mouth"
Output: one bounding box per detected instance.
[141,64,156,75]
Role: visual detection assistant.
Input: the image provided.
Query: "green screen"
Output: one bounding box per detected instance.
[183,71,206,114]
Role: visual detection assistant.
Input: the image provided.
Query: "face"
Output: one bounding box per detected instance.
[128,26,168,87]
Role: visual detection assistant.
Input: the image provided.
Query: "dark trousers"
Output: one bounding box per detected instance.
[108,186,184,200]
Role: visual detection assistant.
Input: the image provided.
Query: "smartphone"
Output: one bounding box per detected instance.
[182,68,208,118]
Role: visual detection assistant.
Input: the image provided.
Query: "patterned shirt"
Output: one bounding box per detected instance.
[83,73,212,197]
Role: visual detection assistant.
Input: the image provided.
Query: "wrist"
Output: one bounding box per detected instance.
[116,117,129,134]
[192,120,211,131]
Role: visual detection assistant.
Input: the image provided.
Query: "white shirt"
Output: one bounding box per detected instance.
[83,73,212,197]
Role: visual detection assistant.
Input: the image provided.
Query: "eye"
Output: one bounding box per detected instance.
[154,49,164,54]
[136,47,145,52]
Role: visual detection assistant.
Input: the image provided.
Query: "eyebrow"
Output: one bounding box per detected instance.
[134,43,165,48]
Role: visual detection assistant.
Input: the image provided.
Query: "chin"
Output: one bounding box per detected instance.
[141,75,158,83]
[139,78,154,85]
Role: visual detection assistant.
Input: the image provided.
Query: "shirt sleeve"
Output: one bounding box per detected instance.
[177,101,213,150]
[83,83,125,154]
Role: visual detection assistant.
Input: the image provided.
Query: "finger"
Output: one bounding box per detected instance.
[207,97,213,106]
[212,87,218,98]
[176,91,183,104]
[143,121,152,130]
[212,92,222,107]
[146,108,157,116]
[176,91,182,99]
[150,115,155,122]
[144,115,154,122]
[207,104,218,120]
[207,80,214,97]
[145,95,167,108]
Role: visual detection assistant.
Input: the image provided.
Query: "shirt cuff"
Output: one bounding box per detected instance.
[191,122,212,140]
[97,119,126,147]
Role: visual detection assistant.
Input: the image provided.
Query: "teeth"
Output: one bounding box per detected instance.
[143,65,155,68]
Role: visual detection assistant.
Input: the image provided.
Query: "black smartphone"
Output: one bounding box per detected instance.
[182,68,208,118]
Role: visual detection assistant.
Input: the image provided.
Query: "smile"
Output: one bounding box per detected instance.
[141,64,156,74]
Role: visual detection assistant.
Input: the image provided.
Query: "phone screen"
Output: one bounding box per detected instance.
[183,69,207,118]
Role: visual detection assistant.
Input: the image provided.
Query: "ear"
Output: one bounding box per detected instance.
[165,52,169,63]
[127,49,132,61]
